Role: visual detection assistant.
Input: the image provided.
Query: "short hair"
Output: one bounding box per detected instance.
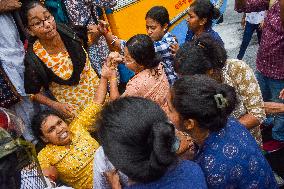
[174,33,227,75]
[126,34,161,69]
[190,0,220,29]
[172,75,236,132]
[96,97,177,183]
[145,6,170,26]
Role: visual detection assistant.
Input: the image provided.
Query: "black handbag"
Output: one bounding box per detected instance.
[0,64,21,108]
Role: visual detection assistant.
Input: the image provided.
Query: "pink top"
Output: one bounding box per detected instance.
[122,63,171,115]
[235,0,284,79]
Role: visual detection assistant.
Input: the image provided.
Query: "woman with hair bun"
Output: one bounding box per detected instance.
[175,34,265,146]
[171,75,277,188]
[96,96,207,189]
[102,34,172,117]
[185,0,224,46]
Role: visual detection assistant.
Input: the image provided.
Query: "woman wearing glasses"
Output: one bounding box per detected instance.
[21,1,101,120]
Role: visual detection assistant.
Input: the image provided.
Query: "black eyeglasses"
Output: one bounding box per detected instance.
[29,15,54,29]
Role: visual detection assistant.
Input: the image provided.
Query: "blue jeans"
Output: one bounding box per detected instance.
[256,71,284,141]
[237,21,262,60]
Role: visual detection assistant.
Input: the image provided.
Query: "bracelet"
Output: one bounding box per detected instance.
[111,36,118,45]
[110,77,117,82]
[29,94,35,101]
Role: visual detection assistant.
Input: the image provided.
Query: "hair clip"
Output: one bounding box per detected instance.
[195,41,206,49]
[214,94,228,109]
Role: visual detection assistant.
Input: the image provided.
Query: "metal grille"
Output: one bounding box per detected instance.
[113,0,140,11]
[16,141,47,189]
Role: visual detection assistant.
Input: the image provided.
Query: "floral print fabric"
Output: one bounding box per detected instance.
[222,59,266,145]
[195,118,277,188]
[33,40,100,116]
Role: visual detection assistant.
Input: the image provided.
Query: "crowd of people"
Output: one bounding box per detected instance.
[0,0,283,188]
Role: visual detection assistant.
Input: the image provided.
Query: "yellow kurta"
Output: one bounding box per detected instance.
[38,102,101,189]
[33,40,100,116]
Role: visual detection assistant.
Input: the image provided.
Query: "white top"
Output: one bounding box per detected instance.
[93,146,128,189]
[245,11,266,24]
[0,13,26,96]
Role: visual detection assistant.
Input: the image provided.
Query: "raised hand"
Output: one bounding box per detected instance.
[97,20,109,35]
[52,102,75,119]
[0,0,22,12]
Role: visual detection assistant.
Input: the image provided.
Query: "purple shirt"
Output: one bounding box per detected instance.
[235,0,284,79]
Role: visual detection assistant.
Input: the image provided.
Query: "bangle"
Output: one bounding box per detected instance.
[111,36,118,45]
[110,77,117,82]
[29,94,35,101]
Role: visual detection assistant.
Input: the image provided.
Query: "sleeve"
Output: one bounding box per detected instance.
[92,0,117,8]
[93,147,114,189]
[24,56,44,94]
[154,40,171,54]
[120,40,127,54]
[122,79,143,97]
[38,148,51,170]
[235,0,269,13]
[70,102,102,132]
[228,60,266,123]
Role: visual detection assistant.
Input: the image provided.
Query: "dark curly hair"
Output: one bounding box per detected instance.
[126,34,161,69]
[172,75,236,132]
[145,6,170,27]
[96,97,177,183]
[174,33,227,76]
[190,0,220,29]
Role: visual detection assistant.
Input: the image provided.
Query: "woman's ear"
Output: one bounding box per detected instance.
[200,18,207,26]
[162,23,169,32]
[184,119,196,131]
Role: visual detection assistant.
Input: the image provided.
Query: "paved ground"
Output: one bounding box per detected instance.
[214,0,259,70]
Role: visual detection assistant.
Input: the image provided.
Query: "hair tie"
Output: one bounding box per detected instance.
[195,41,206,49]
[214,93,228,109]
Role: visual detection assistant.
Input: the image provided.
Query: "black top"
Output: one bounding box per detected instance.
[24,23,86,94]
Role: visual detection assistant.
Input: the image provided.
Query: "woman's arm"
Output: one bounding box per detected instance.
[229,60,266,129]
[0,0,21,12]
[238,114,261,128]
[93,77,108,105]
[264,102,284,114]
[97,20,123,50]
[235,0,269,13]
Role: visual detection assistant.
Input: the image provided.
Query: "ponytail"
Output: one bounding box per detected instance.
[97,97,177,183]
[173,75,237,132]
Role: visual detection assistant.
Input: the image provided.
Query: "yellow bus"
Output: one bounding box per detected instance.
[105,0,195,39]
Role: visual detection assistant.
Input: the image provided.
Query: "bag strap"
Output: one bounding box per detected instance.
[26,45,50,91]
